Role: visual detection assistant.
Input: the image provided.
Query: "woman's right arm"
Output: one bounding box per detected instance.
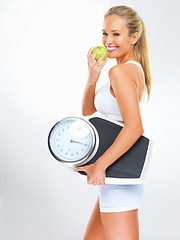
[82,80,97,116]
[82,47,108,116]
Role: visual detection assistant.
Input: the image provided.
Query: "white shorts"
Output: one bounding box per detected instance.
[99,184,145,213]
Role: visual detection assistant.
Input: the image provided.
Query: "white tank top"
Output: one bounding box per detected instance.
[94,61,148,122]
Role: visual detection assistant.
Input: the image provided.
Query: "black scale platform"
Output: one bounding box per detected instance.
[77,117,150,180]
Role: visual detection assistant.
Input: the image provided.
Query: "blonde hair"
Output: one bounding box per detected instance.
[105,6,152,100]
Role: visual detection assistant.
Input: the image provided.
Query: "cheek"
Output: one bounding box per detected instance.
[118,37,132,49]
[116,38,123,45]
[117,35,127,44]
[102,37,106,46]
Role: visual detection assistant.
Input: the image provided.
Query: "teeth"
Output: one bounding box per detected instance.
[106,46,118,51]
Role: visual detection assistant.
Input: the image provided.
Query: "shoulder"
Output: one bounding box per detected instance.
[109,64,127,76]
[109,64,137,88]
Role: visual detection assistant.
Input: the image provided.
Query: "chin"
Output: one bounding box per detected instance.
[108,52,120,60]
[107,55,115,59]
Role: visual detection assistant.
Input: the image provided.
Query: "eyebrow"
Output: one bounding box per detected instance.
[102,29,121,32]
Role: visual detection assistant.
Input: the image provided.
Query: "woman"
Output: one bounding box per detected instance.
[75,5,152,240]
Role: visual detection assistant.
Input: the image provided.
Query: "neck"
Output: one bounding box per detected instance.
[116,49,136,64]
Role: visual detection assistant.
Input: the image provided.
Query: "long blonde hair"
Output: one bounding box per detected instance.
[105,6,152,100]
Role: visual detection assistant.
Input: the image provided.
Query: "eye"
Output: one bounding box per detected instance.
[113,33,120,36]
[102,32,108,36]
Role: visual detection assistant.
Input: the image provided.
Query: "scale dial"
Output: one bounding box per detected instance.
[48,117,98,166]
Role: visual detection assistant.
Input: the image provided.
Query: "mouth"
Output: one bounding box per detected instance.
[106,46,118,52]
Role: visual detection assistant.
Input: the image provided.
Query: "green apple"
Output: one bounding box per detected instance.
[91,46,108,61]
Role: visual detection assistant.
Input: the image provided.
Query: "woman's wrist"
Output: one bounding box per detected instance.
[87,76,98,85]
[94,156,108,172]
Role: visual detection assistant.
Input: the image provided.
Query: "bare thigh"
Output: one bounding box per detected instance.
[100,209,139,240]
[83,198,106,240]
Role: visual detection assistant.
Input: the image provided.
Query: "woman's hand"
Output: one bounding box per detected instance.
[74,162,106,186]
[87,47,108,83]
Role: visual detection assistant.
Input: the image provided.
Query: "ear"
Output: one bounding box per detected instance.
[131,32,139,45]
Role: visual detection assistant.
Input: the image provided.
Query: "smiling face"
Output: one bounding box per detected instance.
[102,15,138,63]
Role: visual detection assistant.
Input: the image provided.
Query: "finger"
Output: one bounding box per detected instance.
[74,166,87,173]
[96,52,106,64]
[96,54,108,68]
[90,180,101,186]
[101,57,108,66]
[87,47,94,58]
[91,48,99,60]
[96,57,108,70]
[87,177,94,185]
[98,180,105,186]
[87,180,92,185]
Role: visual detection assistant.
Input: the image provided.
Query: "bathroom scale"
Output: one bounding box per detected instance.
[48,116,152,184]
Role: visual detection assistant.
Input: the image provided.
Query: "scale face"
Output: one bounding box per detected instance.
[48,117,99,166]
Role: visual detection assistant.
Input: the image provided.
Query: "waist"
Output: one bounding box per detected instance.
[96,113,125,126]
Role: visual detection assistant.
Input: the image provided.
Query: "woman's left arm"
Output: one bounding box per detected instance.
[75,65,144,185]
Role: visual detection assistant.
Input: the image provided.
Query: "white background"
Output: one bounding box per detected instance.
[0,0,180,239]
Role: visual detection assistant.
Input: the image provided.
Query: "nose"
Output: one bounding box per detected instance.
[105,36,113,46]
